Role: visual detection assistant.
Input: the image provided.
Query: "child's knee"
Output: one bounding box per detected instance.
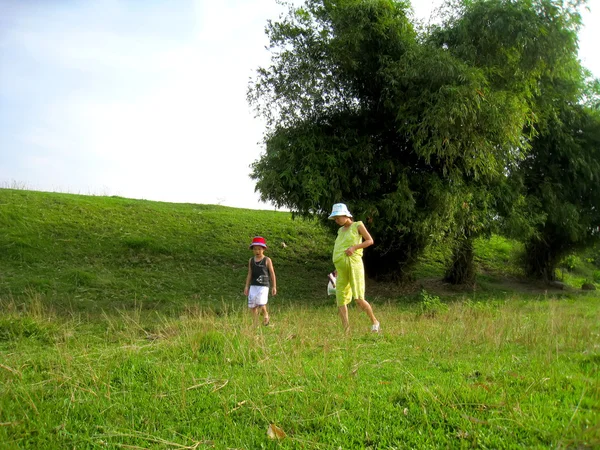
[355,298,367,308]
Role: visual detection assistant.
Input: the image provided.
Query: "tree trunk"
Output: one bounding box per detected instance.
[524,238,560,282]
[444,236,475,285]
[363,233,426,282]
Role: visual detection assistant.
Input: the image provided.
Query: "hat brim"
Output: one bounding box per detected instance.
[328,212,352,220]
[249,243,267,249]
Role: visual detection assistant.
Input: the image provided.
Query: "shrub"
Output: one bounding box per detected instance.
[416,289,447,318]
[561,254,578,271]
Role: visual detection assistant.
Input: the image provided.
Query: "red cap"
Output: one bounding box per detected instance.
[249,236,267,249]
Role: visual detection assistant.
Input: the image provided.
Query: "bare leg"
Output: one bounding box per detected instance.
[261,305,270,325]
[250,307,259,327]
[355,299,378,325]
[338,305,349,332]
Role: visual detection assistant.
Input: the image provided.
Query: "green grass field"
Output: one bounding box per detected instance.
[0,189,333,312]
[1,188,599,449]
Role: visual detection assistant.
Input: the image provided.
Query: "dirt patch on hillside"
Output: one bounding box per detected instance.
[367,275,576,299]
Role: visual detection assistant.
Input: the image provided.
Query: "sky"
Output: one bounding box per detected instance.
[1,0,599,210]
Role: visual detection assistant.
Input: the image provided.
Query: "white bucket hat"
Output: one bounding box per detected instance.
[328,203,352,220]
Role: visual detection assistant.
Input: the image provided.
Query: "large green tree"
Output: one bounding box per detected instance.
[425,0,586,284]
[518,98,600,281]
[444,0,600,283]
[248,0,578,280]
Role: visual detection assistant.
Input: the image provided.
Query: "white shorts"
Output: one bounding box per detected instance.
[248,285,269,308]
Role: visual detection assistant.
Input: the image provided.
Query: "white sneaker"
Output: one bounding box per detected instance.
[371,322,380,333]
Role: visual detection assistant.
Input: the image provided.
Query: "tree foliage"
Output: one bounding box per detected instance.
[248,0,594,281]
[519,101,600,280]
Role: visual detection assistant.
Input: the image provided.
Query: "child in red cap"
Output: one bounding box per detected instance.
[244,236,277,326]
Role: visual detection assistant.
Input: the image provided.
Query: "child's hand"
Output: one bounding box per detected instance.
[345,246,355,256]
[272,287,277,296]
[244,287,249,296]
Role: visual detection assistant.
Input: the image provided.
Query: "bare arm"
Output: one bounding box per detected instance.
[267,257,277,296]
[244,259,252,295]
[345,223,374,256]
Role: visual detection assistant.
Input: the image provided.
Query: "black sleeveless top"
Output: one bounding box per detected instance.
[250,257,270,286]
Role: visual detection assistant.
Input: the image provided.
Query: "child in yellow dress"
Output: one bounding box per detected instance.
[329,203,380,332]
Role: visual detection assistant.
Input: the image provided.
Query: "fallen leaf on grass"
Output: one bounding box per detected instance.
[456,430,470,439]
[0,363,22,378]
[267,386,304,395]
[463,414,489,425]
[513,404,522,413]
[211,379,229,392]
[184,378,229,393]
[0,422,22,427]
[267,424,286,440]
[227,400,247,415]
[186,379,219,391]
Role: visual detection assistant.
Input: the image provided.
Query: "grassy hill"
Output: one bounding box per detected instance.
[1,189,599,448]
[0,188,335,312]
[1,188,599,313]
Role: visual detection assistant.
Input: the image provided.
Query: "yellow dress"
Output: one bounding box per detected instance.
[333,221,365,306]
